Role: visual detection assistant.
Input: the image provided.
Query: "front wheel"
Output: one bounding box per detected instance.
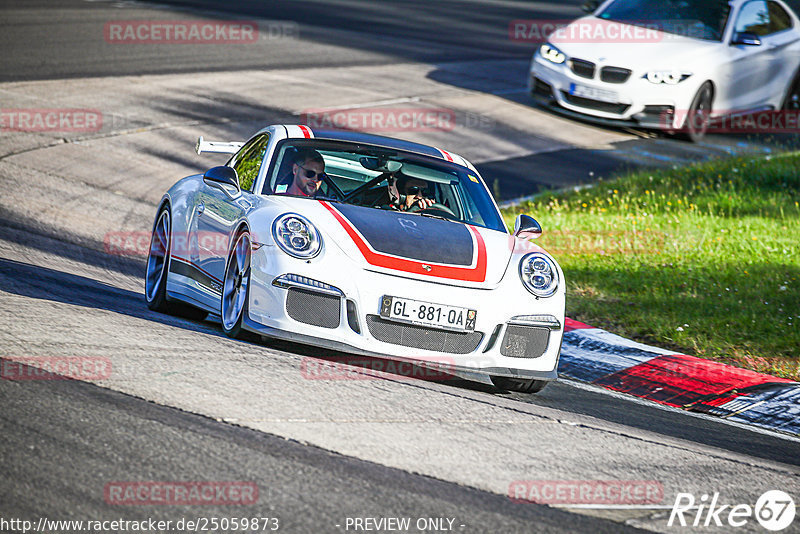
[679,82,713,143]
[782,70,800,110]
[221,229,252,339]
[491,376,548,394]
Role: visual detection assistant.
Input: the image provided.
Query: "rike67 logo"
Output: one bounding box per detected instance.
[669,490,795,531]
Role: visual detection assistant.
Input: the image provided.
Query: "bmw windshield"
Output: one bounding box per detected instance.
[597,0,731,41]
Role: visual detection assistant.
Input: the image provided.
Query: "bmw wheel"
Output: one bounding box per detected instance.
[491,376,548,394]
[681,82,713,143]
[221,228,252,339]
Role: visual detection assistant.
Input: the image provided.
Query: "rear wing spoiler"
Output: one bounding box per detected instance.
[195,136,244,155]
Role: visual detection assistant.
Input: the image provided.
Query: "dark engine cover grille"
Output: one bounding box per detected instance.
[500,325,550,359]
[365,315,483,354]
[600,66,632,84]
[286,288,341,329]
[569,58,596,79]
[560,91,630,114]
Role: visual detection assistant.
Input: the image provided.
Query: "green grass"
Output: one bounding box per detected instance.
[502,152,800,380]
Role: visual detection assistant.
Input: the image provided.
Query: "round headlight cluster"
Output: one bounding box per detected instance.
[540,43,566,64]
[272,213,322,259]
[519,253,559,297]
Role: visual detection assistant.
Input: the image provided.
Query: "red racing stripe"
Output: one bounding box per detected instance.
[320,201,487,282]
[437,148,454,162]
[298,125,312,138]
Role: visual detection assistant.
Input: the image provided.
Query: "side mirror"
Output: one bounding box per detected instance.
[731,32,762,46]
[203,166,240,194]
[514,214,542,240]
[581,0,601,13]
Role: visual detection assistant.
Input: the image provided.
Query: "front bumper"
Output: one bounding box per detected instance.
[246,246,565,382]
[529,53,699,130]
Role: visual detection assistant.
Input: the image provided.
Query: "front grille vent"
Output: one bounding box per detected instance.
[365,315,482,354]
[600,66,632,84]
[500,325,550,359]
[286,288,341,329]
[569,58,596,79]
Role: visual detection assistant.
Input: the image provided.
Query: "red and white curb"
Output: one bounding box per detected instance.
[559,319,799,436]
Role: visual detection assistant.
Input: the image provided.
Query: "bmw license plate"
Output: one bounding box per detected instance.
[380,296,476,332]
[569,83,619,103]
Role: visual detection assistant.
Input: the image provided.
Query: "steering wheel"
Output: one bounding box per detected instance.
[407,202,458,220]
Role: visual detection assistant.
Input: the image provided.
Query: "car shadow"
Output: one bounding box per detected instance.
[2,249,797,468]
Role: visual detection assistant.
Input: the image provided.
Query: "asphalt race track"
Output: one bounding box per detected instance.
[1,1,798,533]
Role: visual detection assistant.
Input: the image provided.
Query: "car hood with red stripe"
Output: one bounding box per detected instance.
[269,197,516,288]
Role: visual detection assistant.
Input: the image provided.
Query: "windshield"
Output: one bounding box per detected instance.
[263,140,506,233]
[597,0,731,42]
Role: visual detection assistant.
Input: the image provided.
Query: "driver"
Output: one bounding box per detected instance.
[396,174,435,211]
[280,149,326,197]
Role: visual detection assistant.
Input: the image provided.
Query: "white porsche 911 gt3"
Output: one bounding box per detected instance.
[529,0,800,141]
[145,125,565,393]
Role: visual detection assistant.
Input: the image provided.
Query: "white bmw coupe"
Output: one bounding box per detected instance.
[529,0,800,140]
[145,125,565,393]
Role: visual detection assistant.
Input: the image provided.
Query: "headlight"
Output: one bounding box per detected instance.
[539,43,566,65]
[644,70,692,85]
[272,213,322,259]
[519,253,559,298]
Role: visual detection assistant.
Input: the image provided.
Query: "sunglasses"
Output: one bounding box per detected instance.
[297,164,327,181]
[405,186,427,195]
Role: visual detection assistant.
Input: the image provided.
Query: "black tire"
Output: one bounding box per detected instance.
[782,69,800,111]
[221,228,252,339]
[679,82,713,143]
[144,205,208,321]
[491,376,548,394]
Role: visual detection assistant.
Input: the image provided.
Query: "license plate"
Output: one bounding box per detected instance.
[379,296,476,332]
[569,83,619,103]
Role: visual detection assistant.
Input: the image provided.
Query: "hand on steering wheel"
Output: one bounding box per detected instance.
[407,201,457,219]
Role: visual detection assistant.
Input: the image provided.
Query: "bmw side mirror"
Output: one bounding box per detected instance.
[731,32,762,46]
[581,0,601,13]
[514,214,542,240]
[203,166,241,195]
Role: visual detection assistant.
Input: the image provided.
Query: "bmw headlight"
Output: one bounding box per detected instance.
[272,213,322,259]
[519,253,559,298]
[539,43,566,65]
[644,70,692,85]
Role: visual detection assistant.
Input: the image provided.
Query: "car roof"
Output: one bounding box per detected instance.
[272,125,473,169]
[305,128,445,158]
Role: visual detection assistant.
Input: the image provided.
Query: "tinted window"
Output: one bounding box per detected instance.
[264,140,506,233]
[735,1,772,36]
[768,1,793,32]
[230,133,269,192]
[598,0,731,41]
